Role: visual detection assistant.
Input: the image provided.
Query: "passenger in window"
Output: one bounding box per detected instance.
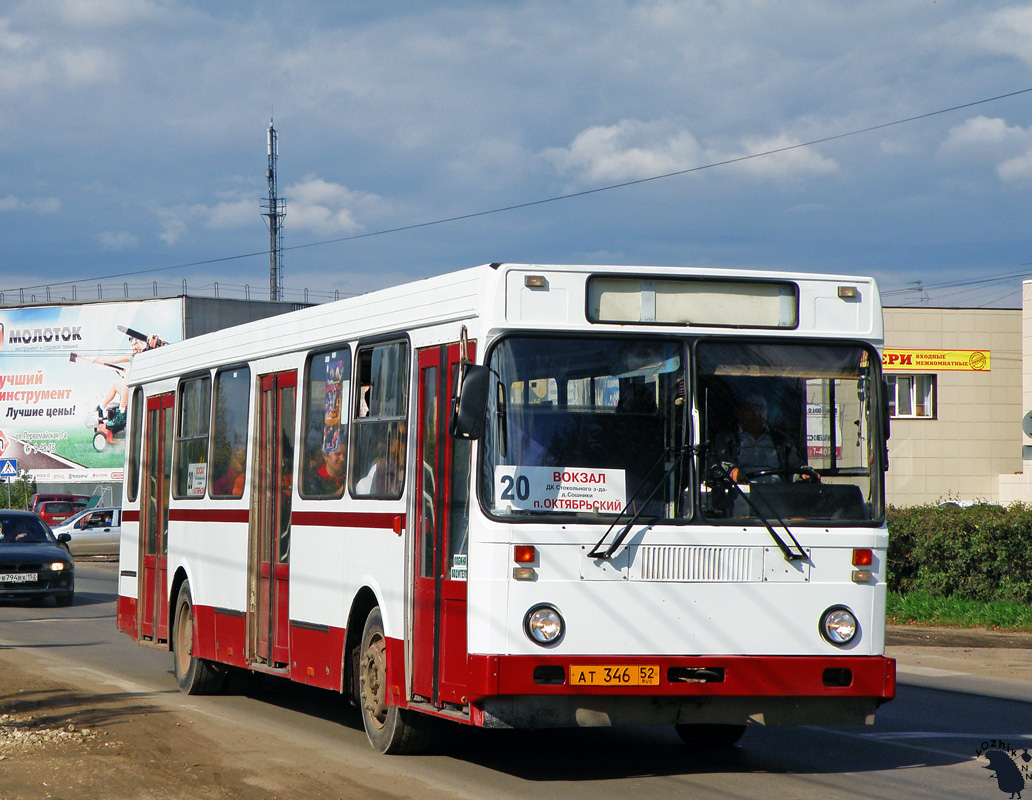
[709,392,813,484]
[310,437,347,495]
[355,422,406,495]
[213,448,246,496]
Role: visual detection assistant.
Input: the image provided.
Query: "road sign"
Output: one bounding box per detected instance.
[0,459,17,477]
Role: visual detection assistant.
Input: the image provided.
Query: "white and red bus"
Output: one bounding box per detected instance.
[116,263,895,753]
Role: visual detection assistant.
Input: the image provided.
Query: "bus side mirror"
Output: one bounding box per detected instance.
[450,364,491,440]
[882,379,891,471]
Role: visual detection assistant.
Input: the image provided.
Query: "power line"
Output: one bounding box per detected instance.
[882,266,1032,296]
[6,86,1032,295]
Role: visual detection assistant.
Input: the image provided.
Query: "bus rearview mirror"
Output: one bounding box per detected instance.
[450,364,491,440]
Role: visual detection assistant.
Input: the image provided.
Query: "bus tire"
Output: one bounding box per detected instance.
[675,723,746,748]
[358,606,432,754]
[173,581,224,695]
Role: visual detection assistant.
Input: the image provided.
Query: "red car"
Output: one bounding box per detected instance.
[35,499,89,526]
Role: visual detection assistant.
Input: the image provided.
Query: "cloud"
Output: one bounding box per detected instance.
[43,0,166,29]
[940,115,1027,152]
[544,120,704,185]
[975,6,1032,66]
[156,209,194,246]
[545,119,837,186]
[0,44,118,93]
[155,177,388,245]
[733,132,838,179]
[57,46,119,84]
[0,194,61,213]
[284,176,388,236]
[0,19,35,51]
[97,230,138,249]
[939,116,1032,182]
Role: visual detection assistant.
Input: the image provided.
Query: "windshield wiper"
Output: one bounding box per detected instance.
[588,445,693,560]
[707,463,808,562]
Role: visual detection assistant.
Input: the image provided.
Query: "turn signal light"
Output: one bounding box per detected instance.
[852,548,873,566]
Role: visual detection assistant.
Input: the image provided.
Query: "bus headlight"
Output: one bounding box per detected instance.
[820,606,858,646]
[525,604,564,646]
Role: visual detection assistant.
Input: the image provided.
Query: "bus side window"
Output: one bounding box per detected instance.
[210,367,250,498]
[351,341,409,498]
[126,386,144,503]
[173,373,212,498]
[300,346,350,498]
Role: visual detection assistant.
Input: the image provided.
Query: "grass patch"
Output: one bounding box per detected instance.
[887,591,1032,632]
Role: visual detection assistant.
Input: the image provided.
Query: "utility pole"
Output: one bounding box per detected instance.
[261,119,286,301]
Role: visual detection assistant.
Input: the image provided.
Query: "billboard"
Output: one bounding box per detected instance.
[882,348,990,372]
[0,299,183,482]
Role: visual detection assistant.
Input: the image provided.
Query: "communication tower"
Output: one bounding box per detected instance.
[261,119,286,301]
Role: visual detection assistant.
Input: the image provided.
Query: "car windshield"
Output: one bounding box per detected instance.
[479,336,687,521]
[0,515,54,544]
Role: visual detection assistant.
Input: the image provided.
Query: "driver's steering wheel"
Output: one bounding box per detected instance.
[743,465,821,483]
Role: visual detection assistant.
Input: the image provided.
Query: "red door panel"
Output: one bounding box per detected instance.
[413,343,472,707]
[252,371,295,668]
[140,392,174,644]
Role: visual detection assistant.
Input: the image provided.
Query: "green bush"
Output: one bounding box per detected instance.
[887,503,1032,604]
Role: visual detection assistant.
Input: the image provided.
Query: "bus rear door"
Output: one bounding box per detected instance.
[249,370,296,669]
[140,392,174,643]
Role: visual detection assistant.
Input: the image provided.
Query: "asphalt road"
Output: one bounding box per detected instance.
[0,562,1029,800]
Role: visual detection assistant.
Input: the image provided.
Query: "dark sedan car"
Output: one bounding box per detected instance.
[0,510,75,606]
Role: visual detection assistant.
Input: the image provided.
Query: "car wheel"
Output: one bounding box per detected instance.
[54,591,74,607]
[172,580,224,695]
[358,606,432,754]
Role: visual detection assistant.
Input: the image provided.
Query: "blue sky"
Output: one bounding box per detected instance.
[4,1,1032,308]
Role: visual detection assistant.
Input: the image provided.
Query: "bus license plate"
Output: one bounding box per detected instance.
[0,573,35,583]
[569,665,660,686]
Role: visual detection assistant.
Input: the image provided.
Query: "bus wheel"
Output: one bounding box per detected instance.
[675,723,746,748]
[358,606,431,754]
[173,581,224,695]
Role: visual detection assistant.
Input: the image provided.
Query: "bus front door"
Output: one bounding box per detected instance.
[140,392,174,644]
[413,343,472,708]
[249,370,296,669]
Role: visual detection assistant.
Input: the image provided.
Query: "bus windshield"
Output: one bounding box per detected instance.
[696,340,883,524]
[479,336,687,521]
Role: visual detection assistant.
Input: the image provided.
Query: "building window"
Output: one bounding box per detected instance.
[886,374,936,418]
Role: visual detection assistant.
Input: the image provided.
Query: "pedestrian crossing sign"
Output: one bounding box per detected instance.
[0,459,17,477]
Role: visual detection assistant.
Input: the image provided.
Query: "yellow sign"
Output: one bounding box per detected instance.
[882,349,990,372]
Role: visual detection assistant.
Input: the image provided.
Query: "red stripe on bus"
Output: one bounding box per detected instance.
[124,508,398,529]
[291,510,401,530]
[168,508,250,523]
